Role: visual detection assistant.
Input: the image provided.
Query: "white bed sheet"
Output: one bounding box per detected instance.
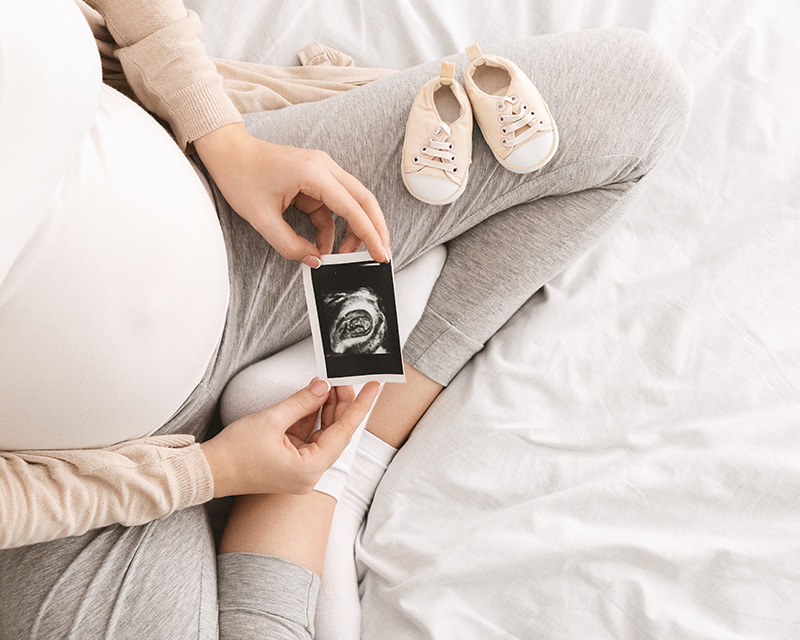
[190,1,800,637]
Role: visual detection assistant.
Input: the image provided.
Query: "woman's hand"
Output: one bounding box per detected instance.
[200,379,380,497]
[193,123,391,267]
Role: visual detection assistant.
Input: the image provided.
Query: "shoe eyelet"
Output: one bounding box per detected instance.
[429,137,435,143]
[421,146,428,153]
[498,115,505,123]
[521,103,528,111]
[540,120,544,125]
[501,127,507,135]
[510,95,518,104]
[434,126,443,136]
[451,166,458,173]
[496,102,506,112]
[450,154,456,162]
[502,138,510,147]
[448,143,454,150]
[413,156,420,164]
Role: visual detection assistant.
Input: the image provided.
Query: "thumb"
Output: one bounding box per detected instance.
[265,378,331,431]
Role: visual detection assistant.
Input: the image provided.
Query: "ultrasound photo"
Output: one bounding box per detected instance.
[302,251,405,385]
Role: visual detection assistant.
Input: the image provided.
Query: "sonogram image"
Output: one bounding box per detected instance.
[323,287,388,356]
[304,252,404,383]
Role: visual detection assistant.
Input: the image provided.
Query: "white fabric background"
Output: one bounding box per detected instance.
[190,1,800,638]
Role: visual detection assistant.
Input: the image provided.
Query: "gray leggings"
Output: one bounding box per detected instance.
[0,29,689,639]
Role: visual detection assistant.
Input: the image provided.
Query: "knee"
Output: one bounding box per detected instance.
[609,28,692,171]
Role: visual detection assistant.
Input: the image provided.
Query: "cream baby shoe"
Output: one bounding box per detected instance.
[463,44,558,173]
[402,61,473,205]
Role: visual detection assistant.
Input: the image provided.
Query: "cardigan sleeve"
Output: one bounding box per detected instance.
[82,0,243,152]
[0,434,214,549]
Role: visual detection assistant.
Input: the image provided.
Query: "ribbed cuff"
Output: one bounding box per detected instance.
[359,429,398,466]
[403,307,484,386]
[165,77,244,152]
[160,443,215,511]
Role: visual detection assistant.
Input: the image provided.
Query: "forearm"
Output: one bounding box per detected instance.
[0,434,213,549]
[82,0,242,151]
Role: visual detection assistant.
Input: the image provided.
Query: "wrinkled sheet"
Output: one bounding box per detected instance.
[191,1,800,637]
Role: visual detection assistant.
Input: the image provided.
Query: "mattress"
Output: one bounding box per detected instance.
[189,1,800,637]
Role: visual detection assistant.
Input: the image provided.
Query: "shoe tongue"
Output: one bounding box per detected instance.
[489,81,511,98]
[495,83,515,99]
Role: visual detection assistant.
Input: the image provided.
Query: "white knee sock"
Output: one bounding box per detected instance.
[314,430,398,640]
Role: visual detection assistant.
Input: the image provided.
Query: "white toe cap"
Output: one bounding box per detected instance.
[502,130,557,173]
[404,173,462,204]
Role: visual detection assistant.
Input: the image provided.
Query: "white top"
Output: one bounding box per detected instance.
[0,1,230,450]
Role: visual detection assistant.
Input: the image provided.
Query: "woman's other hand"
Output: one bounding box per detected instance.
[193,123,390,267]
[200,379,380,497]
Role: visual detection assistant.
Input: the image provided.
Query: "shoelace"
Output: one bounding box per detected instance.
[496,94,546,148]
[412,122,459,174]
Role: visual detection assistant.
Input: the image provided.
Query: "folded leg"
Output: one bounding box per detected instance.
[228,28,690,384]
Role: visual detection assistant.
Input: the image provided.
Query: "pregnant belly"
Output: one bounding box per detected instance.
[0,85,229,450]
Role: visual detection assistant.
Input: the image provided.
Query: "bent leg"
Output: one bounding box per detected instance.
[229,28,690,380]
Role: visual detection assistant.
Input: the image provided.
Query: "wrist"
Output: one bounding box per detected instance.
[200,438,236,498]
[194,121,249,157]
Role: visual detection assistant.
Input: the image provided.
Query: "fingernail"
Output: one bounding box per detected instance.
[310,378,331,397]
[384,245,392,262]
[302,255,322,269]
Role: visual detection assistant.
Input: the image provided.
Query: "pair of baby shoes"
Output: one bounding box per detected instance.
[402,44,559,205]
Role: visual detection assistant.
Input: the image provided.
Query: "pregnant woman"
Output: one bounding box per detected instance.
[0,0,690,638]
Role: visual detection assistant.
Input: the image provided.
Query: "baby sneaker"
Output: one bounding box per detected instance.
[402,61,473,205]
[463,44,558,174]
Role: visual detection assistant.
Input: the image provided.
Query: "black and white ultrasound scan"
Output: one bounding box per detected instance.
[302,251,406,385]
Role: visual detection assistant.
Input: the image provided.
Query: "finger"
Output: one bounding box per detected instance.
[293,193,325,214]
[304,382,381,468]
[294,194,335,256]
[320,387,338,430]
[251,213,321,264]
[266,378,331,430]
[301,171,388,263]
[318,384,356,427]
[324,162,391,250]
[332,385,355,422]
[309,207,336,255]
[339,232,363,254]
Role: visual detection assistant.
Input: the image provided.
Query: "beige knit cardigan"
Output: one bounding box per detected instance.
[0,0,395,550]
